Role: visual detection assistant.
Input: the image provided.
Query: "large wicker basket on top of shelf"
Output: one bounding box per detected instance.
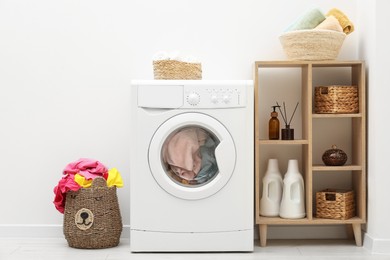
[279,29,346,61]
[314,85,358,114]
[153,60,202,80]
[316,189,355,220]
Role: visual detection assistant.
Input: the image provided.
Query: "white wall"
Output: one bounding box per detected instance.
[1,0,378,243]
[128,0,357,79]
[0,0,134,233]
[357,0,390,254]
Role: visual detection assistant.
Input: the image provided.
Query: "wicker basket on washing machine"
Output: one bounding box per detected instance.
[153,60,202,80]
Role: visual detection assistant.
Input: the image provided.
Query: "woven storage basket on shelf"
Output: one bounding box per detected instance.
[153,60,202,80]
[279,29,346,60]
[314,85,358,113]
[316,189,355,220]
[63,177,122,249]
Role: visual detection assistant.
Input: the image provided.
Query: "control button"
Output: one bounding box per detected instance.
[222,94,231,104]
[210,94,219,104]
[187,92,200,105]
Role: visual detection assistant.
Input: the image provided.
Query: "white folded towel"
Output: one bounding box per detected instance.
[153,50,200,63]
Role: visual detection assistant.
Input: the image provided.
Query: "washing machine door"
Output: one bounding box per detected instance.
[148,112,236,200]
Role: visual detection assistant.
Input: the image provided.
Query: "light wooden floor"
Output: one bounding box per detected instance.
[1,238,389,260]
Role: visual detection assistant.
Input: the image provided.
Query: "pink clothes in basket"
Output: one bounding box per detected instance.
[63,158,108,180]
[54,158,110,213]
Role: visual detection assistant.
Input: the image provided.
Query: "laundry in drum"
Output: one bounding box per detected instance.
[162,127,219,185]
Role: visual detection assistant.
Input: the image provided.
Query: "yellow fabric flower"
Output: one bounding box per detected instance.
[73,168,123,188]
[107,168,124,187]
[74,173,93,188]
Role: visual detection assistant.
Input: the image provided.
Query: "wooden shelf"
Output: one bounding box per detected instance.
[257,216,365,225]
[254,61,366,247]
[312,113,363,118]
[257,139,309,145]
[312,165,363,171]
[311,216,365,224]
[257,216,311,225]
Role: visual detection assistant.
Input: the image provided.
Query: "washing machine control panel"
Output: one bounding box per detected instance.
[183,85,246,108]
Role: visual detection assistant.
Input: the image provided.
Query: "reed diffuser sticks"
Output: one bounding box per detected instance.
[276,101,299,127]
[276,101,299,140]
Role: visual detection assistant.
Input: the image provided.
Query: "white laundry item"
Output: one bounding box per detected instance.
[153,51,169,61]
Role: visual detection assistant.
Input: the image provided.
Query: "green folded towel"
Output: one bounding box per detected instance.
[286,8,326,31]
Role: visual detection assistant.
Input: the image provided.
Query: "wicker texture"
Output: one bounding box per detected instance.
[153,60,202,80]
[316,189,355,220]
[279,29,346,61]
[63,177,122,249]
[315,85,358,113]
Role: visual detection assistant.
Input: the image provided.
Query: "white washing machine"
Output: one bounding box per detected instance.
[130,80,253,252]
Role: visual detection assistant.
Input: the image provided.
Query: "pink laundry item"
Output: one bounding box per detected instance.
[170,165,197,180]
[53,175,81,213]
[54,158,109,213]
[63,158,108,180]
[162,127,208,181]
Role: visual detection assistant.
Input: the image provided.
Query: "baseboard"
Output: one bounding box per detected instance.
[1,224,349,240]
[4,224,389,255]
[364,233,390,255]
[0,225,130,239]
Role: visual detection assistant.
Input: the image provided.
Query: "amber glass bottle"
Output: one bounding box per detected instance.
[269,106,280,140]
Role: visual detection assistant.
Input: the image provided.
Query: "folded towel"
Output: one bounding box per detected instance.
[315,15,343,32]
[327,8,354,34]
[286,8,326,31]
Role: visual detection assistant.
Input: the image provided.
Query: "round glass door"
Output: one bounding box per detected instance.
[148,113,236,200]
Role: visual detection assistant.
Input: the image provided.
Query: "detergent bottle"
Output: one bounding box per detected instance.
[260,159,283,217]
[279,159,306,219]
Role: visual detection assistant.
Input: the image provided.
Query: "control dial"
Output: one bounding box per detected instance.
[187,92,200,106]
[210,94,219,104]
[222,94,231,104]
